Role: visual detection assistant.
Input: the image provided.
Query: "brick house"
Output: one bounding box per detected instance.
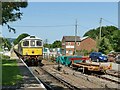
[62,36,81,56]
[79,36,98,52]
[62,36,97,56]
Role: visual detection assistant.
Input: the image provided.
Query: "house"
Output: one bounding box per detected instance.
[79,36,97,52]
[61,36,97,56]
[62,36,81,56]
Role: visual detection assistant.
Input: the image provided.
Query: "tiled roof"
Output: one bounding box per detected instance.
[80,36,89,41]
[63,36,81,42]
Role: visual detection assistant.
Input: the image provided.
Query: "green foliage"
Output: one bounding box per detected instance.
[52,40,62,48]
[111,30,120,52]
[84,26,118,40]
[83,26,119,53]
[0,37,3,51]
[77,49,89,56]
[84,29,99,39]
[44,40,62,48]
[3,38,12,50]
[13,33,30,45]
[0,37,12,51]
[43,43,52,48]
[2,2,28,25]
[90,48,97,53]
[0,54,10,59]
[2,2,28,33]
[99,37,112,54]
[0,37,3,44]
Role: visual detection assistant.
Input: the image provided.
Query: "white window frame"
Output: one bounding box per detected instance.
[78,42,80,46]
[68,42,71,45]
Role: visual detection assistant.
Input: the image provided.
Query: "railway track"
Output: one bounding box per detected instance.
[106,70,120,78]
[74,67,120,85]
[60,62,120,85]
[13,50,120,89]
[30,66,80,90]
[91,73,120,84]
[43,60,120,88]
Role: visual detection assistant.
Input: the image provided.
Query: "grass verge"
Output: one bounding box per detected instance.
[2,59,22,86]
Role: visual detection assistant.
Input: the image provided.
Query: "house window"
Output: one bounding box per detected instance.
[68,42,71,45]
[78,42,80,46]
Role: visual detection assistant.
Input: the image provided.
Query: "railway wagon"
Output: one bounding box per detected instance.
[71,58,112,73]
[56,56,112,72]
[56,56,83,66]
[14,36,43,66]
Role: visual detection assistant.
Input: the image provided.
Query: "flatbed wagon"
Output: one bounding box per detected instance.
[70,57,112,73]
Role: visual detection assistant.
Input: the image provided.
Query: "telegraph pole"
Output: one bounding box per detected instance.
[74,19,77,55]
[99,18,102,41]
[99,18,102,52]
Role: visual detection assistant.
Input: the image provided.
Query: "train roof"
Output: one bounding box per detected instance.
[20,36,42,42]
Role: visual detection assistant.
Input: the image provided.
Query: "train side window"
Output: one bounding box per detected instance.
[30,40,35,46]
[36,41,42,46]
[23,41,29,46]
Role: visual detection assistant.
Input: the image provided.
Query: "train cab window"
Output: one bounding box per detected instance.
[30,40,35,46]
[23,41,29,46]
[36,41,42,46]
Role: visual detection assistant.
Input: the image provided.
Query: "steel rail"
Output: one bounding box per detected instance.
[91,73,120,84]
[38,67,81,90]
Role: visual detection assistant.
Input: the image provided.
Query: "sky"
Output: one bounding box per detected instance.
[2,2,118,43]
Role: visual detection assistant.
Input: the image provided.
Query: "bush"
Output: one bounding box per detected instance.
[0,54,10,59]
[77,49,89,56]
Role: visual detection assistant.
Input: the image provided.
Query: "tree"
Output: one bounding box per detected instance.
[43,40,62,48]
[52,40,62,48]
[0,37,11,51]
[99,37,112,54]
[83,26,119,53]
[1,1,28,33]
[84,26,118,40]
[13,33,30,45]
[3,38,12,51]
[43,43,52,48]
[111,30,120,52]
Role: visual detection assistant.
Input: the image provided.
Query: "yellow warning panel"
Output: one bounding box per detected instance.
[22,47,42,55]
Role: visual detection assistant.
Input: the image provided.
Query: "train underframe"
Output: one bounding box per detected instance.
[22,55,43,66]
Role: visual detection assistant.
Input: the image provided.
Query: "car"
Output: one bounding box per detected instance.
[89,52,108,62]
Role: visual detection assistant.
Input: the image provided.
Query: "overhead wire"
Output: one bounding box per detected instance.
[102,18,118,27]
[11,25,75,27]
[9,18,117,29]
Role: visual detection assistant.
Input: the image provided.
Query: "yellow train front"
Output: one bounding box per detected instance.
[18,36,43,66]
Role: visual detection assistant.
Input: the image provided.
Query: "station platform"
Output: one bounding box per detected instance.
[2,49,46,90]
[17,59,46,90]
